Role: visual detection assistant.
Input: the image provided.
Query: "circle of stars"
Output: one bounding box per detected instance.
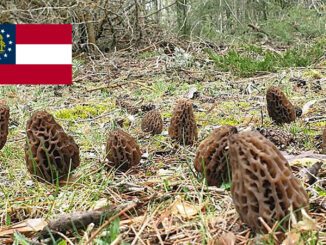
[0,28,13,61]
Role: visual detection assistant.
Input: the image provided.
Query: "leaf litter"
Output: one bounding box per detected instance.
[0,46,325,244]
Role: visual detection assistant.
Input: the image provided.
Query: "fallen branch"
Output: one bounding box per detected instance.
[38,202,137,239]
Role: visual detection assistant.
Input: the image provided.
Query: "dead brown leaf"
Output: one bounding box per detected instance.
[282,232,302,245]
[214,232,236,245]
[170,195,204,219]
[0,218,47,237]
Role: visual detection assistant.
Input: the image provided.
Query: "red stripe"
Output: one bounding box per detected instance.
[0,65,72,84]
[16,24,72,44]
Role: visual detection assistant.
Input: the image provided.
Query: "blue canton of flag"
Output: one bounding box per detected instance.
[0,24,16,64]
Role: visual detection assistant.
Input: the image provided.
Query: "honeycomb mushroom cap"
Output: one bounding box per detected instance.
[25,111,80,184]
[106,129,141,171]
[194,125,237,186]
[266,86,296,124]
[141,110,163,135]
[141,104,156,112]
[0,103,9,150]
[229,131,308,233]
[168,99,198,145]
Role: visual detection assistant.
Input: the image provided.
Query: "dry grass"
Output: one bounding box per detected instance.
[0,47,325,244]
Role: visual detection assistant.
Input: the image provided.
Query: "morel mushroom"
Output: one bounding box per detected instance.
[25,111,80,184]
[141,110,163,135]
[322,127,326,154]
[141,103,156,112]
[194,125,237,186]
[0,102,9,150]
[168,99,198,145]
[266,86,296,124]
[229,131,308,233]
[106,129,141,171]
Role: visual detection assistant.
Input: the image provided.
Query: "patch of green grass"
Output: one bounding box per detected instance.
[153,79,178,97]
[152,80,169,97]
[13,232,31,244]
[206,38,326,77]
[220,182,231,190]
[287,122,316,137]
[282,40,326,67]
[135,79,178,100]
[95,218,121,244]
[150,134,168,149]
[205,48,278,77]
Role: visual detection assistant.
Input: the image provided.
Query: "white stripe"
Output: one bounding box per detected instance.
[16,44,72,64]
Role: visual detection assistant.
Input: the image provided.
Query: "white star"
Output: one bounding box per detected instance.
[0,29,4,33]
[8,48,11,52]
[6,34,10,38]
[9,41,12,45]
[4,53,7,57]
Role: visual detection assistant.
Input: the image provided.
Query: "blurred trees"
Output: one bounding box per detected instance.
[0,0,324,52]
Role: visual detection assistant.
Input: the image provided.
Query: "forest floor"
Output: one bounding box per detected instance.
[0,41,325,244]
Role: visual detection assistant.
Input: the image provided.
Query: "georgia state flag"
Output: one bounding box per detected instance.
[0,24,72,84]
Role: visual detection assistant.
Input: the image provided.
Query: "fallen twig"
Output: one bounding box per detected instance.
[37,202,136,240]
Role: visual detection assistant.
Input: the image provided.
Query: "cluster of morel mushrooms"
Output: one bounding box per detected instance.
[0,86,325,234]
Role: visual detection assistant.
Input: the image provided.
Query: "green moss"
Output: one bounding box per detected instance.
[0,145,23,163]
[237,101,251,109]
[215,117,239,126]
[317,188,326,197]
[162,111,172,118]
[55,104,108,120]
[197,110,240,127]
[145,170,153,176]
[312,121,326,127]
[302,128,318,136]
[303,69,323,79]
